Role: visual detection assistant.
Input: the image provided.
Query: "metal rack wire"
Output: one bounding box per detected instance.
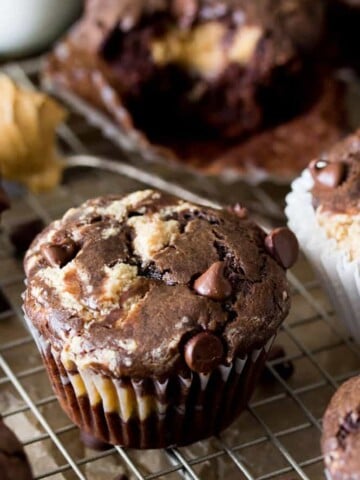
[0,58,359,480]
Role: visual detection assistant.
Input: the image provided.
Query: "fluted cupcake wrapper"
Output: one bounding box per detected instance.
[23,312,275,448]
[286,170,360,344]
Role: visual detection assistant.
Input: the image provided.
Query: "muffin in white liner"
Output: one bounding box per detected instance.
[286,131,360,343]
[321,375,360,480]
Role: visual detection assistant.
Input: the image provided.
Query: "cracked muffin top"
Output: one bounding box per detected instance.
[321,376,360,480]
[23,190,297,378]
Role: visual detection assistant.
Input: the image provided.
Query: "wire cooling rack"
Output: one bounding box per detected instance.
[0,58,359,480]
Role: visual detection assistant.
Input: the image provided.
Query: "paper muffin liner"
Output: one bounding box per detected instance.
[23,313,275,448]
[286,170,360,343]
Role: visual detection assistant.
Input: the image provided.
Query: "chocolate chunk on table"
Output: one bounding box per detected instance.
[9,219,45,256]
[261,345,295,382]
[0,416,33,480]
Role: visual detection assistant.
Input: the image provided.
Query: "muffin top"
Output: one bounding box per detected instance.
[309,130,360,260]
[321,376,360,480]
[0,417,33,480]
[24,190,297,377]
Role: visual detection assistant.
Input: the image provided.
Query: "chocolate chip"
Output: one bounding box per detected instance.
[265,227,299,269]
[336,411,360,448]
[309,159,347,189]
[41,238,77,267]
[342,411,360,434]
[80,430,112,451]
[184,331,224,373]
[0,290,11,313]
[113,475,129,480]
[0,185,10,215]
[193,261,232,301]
[9,219,45,255]
[261,345,294,382]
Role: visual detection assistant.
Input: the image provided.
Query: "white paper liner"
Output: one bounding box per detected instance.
[285,169,360,343]
[0,392,66,479]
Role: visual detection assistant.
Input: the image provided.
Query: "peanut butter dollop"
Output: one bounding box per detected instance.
[0,75,66,192]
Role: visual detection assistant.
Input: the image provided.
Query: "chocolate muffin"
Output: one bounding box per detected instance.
[0,416,33,480]
[23,190,298,448]
[321,376,360,480]
[286,130,360,343]
[44,0,325,158]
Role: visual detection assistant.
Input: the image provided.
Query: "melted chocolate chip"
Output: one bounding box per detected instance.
[41,238,78,267]
[309,159,347,189]
[193,261,232,301]
[184,331,224,373]
[10,219,45,255]
[265,228,299,269]
[261,345,294,382]
[337,410,360,448]
[0,417,33,480]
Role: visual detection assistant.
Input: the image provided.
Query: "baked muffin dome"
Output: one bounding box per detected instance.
[24,189,293,377]
[24,189,298,447]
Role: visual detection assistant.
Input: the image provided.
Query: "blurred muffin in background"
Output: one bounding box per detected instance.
[44,0,336,178]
